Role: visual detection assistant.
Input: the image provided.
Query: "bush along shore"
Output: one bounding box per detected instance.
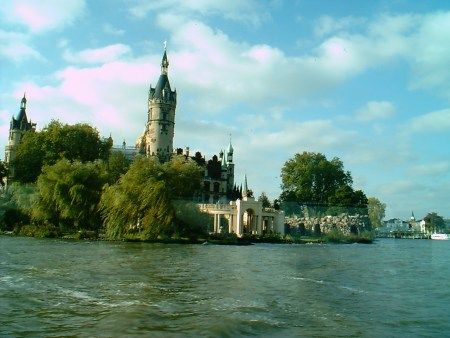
[1,226,375,245]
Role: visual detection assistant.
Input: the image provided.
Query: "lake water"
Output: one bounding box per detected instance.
[1,236,449,337]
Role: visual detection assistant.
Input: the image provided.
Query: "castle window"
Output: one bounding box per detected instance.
[204,181,210,191]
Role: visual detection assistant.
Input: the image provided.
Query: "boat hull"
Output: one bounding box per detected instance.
[431,233,449,240]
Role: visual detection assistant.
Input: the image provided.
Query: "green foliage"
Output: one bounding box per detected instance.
[257,192,271,208]
[0,161,8,187]
[106,151,131,183]
[173,201,211,239]
[12,131,46,183]
[13,120,111,183]
[100,155,204,241]
[280,151,367,216]
[33,159,107,232]
[424,212,445,232]
[18,224,60,238]
[324,229,374,243]
[0,183,36,231]
[368,197,386,228]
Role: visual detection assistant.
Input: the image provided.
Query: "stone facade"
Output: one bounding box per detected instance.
[286,214,371,236]
[199,195,285,237]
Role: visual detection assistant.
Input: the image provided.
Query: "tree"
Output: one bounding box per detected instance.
[327,186,368,215]
[13,120,111,183]
[100,155,206,240]
[258,192,271,208]
[106,151,131,184]
[33,159,107,232]
[0,183,35,231]
[12,131,46,183]
[424,212,445,233]
[281,152,352,204]
[280,152,367,215]
[368,197,386,228]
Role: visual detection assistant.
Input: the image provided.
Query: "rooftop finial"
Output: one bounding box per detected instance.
[163,40,167,51]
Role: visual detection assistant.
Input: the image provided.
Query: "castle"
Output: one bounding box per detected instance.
[4,47,285,236]
[132,48,239,204]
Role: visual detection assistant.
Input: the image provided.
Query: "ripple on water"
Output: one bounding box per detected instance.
[1,237,450,337]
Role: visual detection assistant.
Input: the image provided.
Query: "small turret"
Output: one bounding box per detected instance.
[243,174,248,197]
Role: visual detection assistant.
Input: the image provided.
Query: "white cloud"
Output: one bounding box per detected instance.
[0,29,42,62]
[406,109,450,133]
[313,12,450,98]
[102,23,125,36]
[409,162,450,177]
[7,56,160,146]
[154,17,367,113]
[0,0,86,33]
[409,12,450,97]
[128,0,268,25]
[356,101,396,122]
[314,15,366,37]
[63,44,132,64]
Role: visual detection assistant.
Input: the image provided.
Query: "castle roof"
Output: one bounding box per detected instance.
[153,74,173,99]
[149,49,176,101]
[11,94,33,131]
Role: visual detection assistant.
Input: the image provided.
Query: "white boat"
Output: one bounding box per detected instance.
[431,233,449,240]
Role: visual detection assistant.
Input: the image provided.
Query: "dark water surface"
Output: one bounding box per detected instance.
[1,236,449,337]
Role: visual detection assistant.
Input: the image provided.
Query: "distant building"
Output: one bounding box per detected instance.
[377,212,426,236]
[4,94,36,181]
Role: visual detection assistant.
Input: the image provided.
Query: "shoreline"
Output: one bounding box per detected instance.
[0,230,374,245]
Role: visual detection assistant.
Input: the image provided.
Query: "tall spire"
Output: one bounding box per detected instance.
[227,134,233,154]
[161,42,169,75]
[243,174,248,197]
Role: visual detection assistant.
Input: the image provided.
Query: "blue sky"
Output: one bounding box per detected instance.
[1,0,449,220]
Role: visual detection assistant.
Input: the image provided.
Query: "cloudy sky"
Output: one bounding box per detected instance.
[1,0,449,219]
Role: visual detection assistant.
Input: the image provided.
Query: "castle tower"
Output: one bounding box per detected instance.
[139,47,177,162]
[4,94,36,181]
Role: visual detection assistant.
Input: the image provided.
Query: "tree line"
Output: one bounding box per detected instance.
[0,121,209,240]
[3,121,442,239]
